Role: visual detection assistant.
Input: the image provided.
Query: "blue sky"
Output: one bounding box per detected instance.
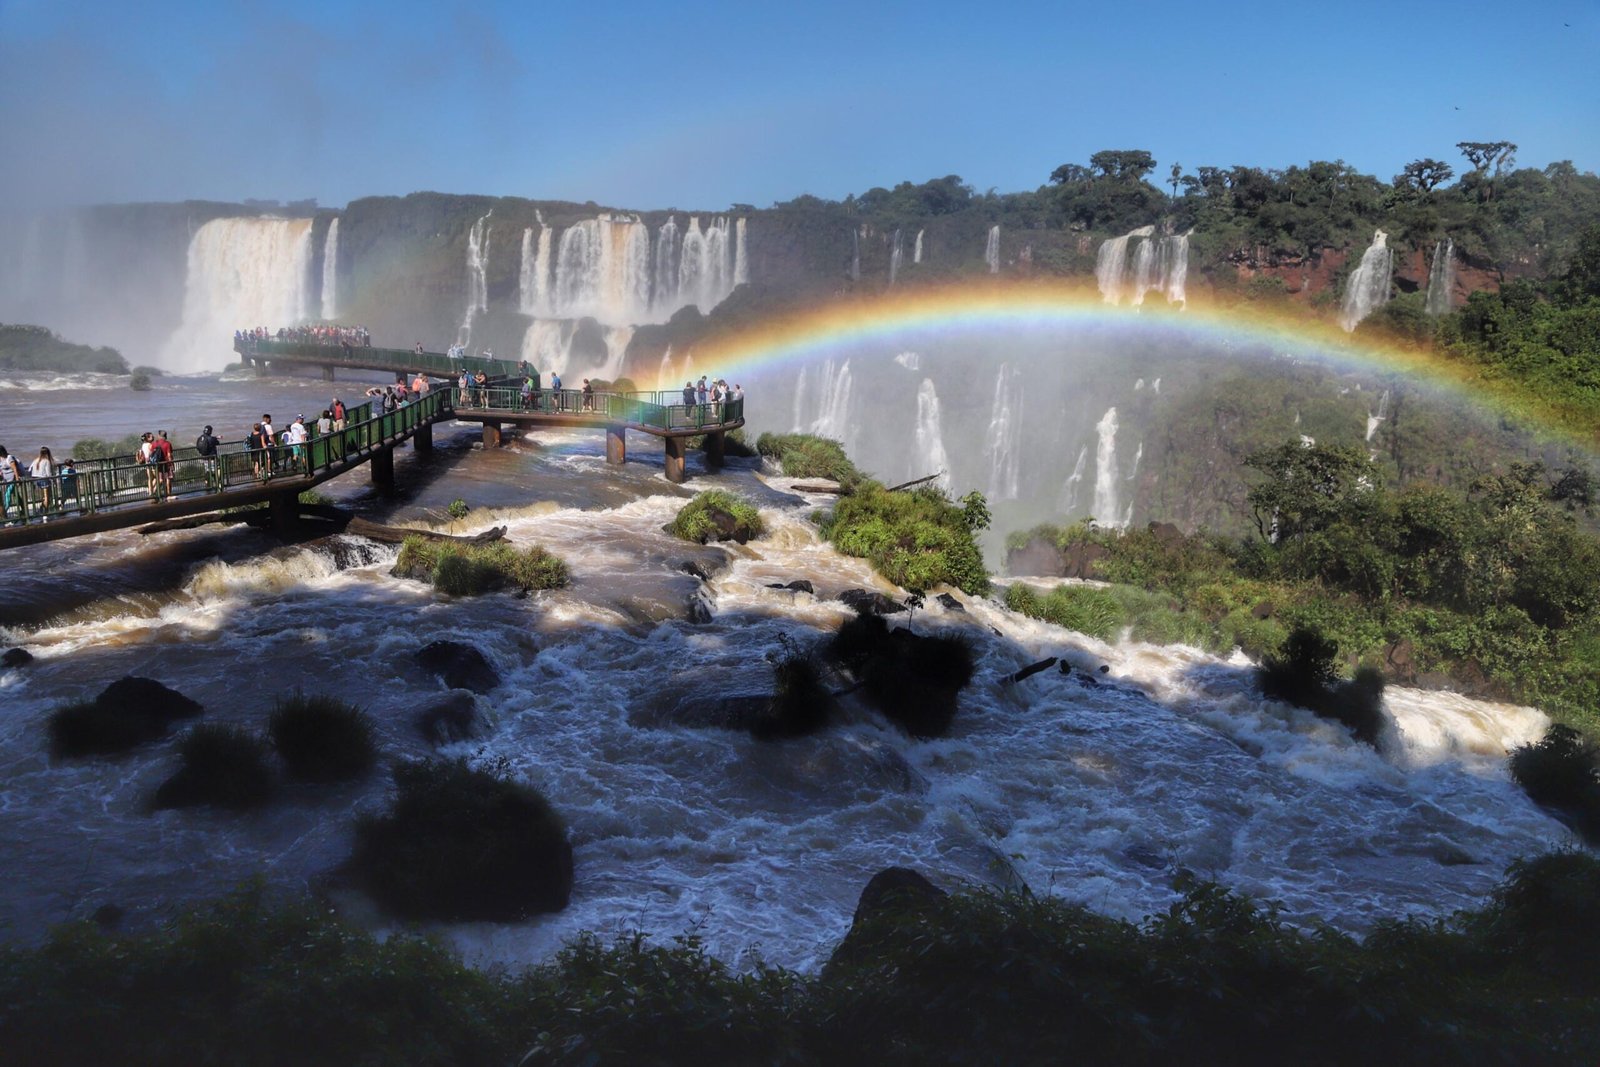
[1,0,1595,209]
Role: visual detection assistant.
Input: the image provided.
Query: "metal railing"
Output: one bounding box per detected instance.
[453,386,743,431]
[236,339,528,381]
[0,391,454,528]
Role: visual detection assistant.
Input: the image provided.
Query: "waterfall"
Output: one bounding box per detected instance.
[519,228,534,313]
[1339,229,1393,332]
[702,217,730,312]
[913,229,924,264]
[520,319,578,374]
[985,363,1022,501]
[597,326,635,381]
[459,211,492,347]
[1057,446,1089,512]
[1425,239,1455,316]
[1366,389,1391,443]
[791,364,810,432]
[850,227,861,282]
[319,218,339,320]
[889,229,904,285]
[161,216,315,372]
[913,378,951,487]
[1096,225,1191,306]
[653,216,681,315]
[530,225,553,316]
[810,360,854,449]
[657,347,675,391]
[1092,407,1120,526]
[985,225,1000,273]
[893,351,920,370]
[734,218,749,286]
[552,215,654,323]
[675,216,740,314]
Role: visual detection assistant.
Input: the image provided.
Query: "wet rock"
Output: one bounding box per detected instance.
[1384,639,1418,684]
[1251,600,1276,621]
[686,591,714,624]
[829,614,974,738]
[936,592,964,613]
[2,647,33,668]
[767,579,814,595]
[316,536,390,571]
[827,867,948,973]
[1004,536,1062,577]
[48,676,205,758]
[91,903,126,929]
[837,588,906,616]
[389,553,432,582]
[416,690,488,746]
[416,641,499,694]
[1147,521,1184,545]
[1098,664,1111,674]
[638,693,769,731]
[680,560,713,582]
[96,677,205,722]
[1061,542,1110,579]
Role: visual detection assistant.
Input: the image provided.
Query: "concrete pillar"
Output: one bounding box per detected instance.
[255,360,269,377]
[370,445,395,494]
[482,422,503,448]
[704,430,725,469]
[664,435,687,483]
[414,424,433,453]
[268,489,299,536]
[606,424,626,466]
[322,365,336,381]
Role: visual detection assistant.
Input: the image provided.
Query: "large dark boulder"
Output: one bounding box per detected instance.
[1004,536,1063,577]
[936,593,965,613]
[827,866,947,974]
[1060,541,1110,580]
[837,589,906,616]
[768,579,814,595]
[828,615,975,738]
[416,641,499,694]
[47,676,205,758]
[1147,521,1184,545]
[152,724,275,810]
[415,691,489,746]
[2,647,33,669]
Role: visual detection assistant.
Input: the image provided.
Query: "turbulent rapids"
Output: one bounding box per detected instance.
[0,420,1572,972]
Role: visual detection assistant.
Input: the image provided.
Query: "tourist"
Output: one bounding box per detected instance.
[154,431,175,497]
[520,375,534,411]
[28,448,55,517]
[332,398,346,431]
[58,457,80,511]
[285,416,309,473]
[457,370,470,405]
[413,373,429,396]
[138,433,159,498]
[195,425,220,490]
[732,383,744,403]
[549,372,562,411]
[582,379,594,411]
[0,446,20,524]
[697,376,709,407]
[473,370,488,407]
[247,424,267,481]
[260,417,276,478]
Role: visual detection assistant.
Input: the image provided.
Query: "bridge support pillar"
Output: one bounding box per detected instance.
[371,445,395,495]
[704,430,725,470]
[606,424,626,466]
[268,489,300,537]
[322,365,335,381]
[482,423,503,448]
[664,436,687,483]
[414,424,433,453]
[255,360,269,378]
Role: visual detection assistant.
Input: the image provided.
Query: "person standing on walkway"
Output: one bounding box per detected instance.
[195,425,220,490]
[28,448,55,516]
[0,446,21,524]
[260,416,276,479]
[154,431,175,498]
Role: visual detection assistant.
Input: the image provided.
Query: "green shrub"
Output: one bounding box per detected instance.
[751,650,836,739]
[1509,726,1600,842]
[446,499,470,520]
[822,484,989,595]
[46,677,204,758]
[396,537,569,596]
[755,432,862,486]
[1004,582,1124,641]
[352,760,572,921]
[153,725,275,810]
[1259,627,1387,745]
[268,694,377,783]
[666,490,765,544]
[129,372,152,391]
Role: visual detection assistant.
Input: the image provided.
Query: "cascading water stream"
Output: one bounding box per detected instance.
[319,218,339,321]
[458,211,492,348]
[1425,239,1455,316]
[913,229,924,264]
[913,378,951,486]
[1092,406,1120,526]
[1058,445,1089,512]
[1339,230,1393,332]
[889,230,904,285]
[986,363,1022,500]
[985,225,1001,274]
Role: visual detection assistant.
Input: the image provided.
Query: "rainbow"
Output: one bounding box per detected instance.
[667,280,1597,451]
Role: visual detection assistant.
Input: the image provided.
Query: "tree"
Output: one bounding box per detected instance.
[1456,140,1518,176]
[1244,441,1376,542]
[1395,158,1454,194]
[1088,150,1157,183]
[1049,163,1092,186]
[1169,162,1183,199]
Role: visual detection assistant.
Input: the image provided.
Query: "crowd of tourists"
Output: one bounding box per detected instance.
[1,445,80,526]
[235,325,372,351]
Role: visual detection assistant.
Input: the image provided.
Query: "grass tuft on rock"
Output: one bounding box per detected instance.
[755,432,862,487]
[821,483,990,596]
[152,725,275,810]
[666,490,765,544]
[352,759,573,921]
[46,676,204,758]
[269,694,378,783]
[751,651,835,739]
[1510,725,1600,842]
[395,536,570,596]
[1258,626,1387,745]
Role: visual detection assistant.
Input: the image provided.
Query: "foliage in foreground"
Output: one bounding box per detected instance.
[665,489,765,544]
[351,760,572,922]
[1257,626,1387,746]
[395,536,570,596]
[152,725,275,810]
[268,694,377,783]
[4,852,1599,1065]
[1510,725,1600,843]
[822,482,991,595]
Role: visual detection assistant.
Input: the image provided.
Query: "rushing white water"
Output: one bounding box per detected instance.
[676,216,740,315]
[913,378,950,486]
[986,363,1022,500]
[1339,230,1393,332]
[1092,406,1120,526]
[520,319,578,372]
[459,211,492,348]
[913,229,924,264]
[1366,389,1391,444]
[652,216,681,316]
[1058,445,1090,512]
[552,215,652,323]
[0,443,1570,975]
[850,227,861,282]
[1097,226,1189,307]
[809,359,854,448]
[985,225,1001,273]
[319,218,339,321]
[161,217,315,372]
[893,351,920,370]
[734,218,749,287]
[1425,239,1455,316]
[889,230,904,285]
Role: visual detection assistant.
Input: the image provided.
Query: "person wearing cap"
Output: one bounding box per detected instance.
[195,424,220,490]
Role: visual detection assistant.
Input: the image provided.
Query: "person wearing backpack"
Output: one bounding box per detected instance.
[153,431,175,498]
[195,425,220,490]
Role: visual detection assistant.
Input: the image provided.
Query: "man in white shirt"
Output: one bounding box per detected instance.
[285,416,309,473]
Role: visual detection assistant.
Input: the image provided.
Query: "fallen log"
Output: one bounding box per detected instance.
[345,516,507,545]
[791,481,849,495]
[886,472,943,492]
[137,511,250,535]
[1000,657,1058,687]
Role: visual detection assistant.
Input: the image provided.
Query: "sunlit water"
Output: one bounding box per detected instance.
[0,374,1578,971]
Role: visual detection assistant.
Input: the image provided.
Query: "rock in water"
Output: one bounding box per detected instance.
[415,641,499,694]
[48,676,205,758]
[95,676,205,722]
[2,647,33,668]
[767,579,814,594]
[936,593,964,613]
[827,866,947,973]
[837,588,906,616]
[415,690,488,746]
